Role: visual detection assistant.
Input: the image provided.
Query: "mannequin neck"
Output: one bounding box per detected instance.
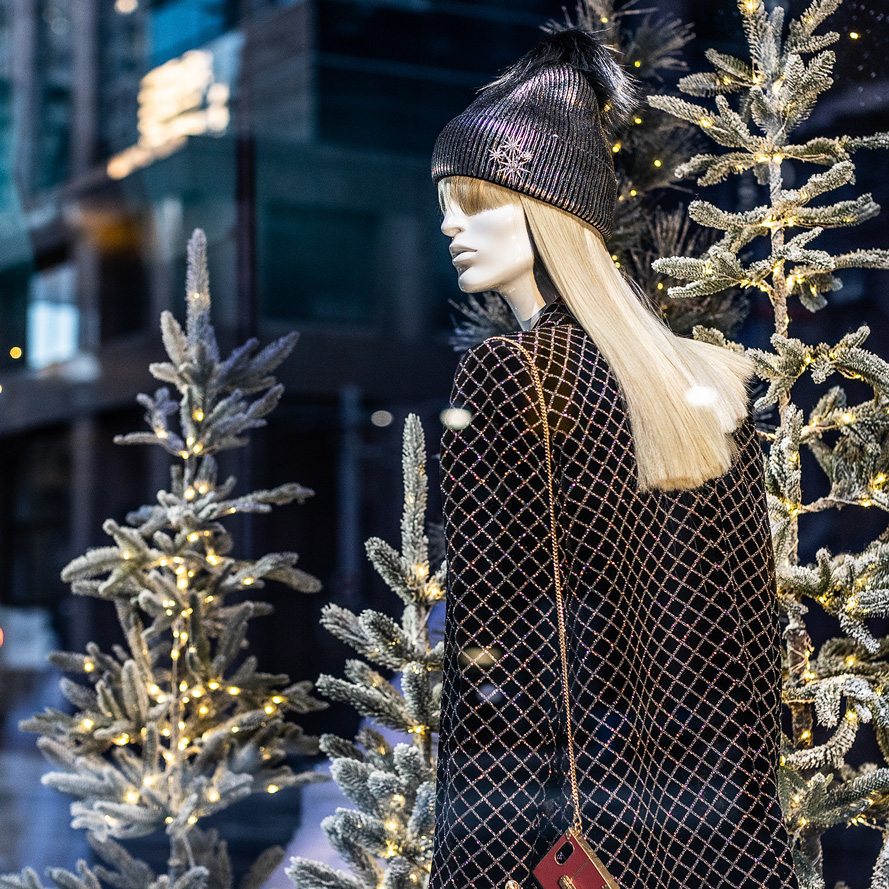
[498,264,560,331]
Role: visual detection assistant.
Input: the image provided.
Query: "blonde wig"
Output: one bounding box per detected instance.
[438,175,757,493]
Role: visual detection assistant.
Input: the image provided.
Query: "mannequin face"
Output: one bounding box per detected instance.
[440,199,535,296]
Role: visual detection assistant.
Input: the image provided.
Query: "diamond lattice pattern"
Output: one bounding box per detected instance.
[429,304,799,889]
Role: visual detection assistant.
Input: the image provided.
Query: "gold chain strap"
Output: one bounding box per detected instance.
[488,337,583,834]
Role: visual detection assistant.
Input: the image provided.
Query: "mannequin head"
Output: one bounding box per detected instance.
[438,175,660,326]
[438,177,552,328]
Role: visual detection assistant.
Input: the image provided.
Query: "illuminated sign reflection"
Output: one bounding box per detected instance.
[107,35,240,180]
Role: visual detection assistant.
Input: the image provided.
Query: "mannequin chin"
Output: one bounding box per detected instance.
[441,198,555,331]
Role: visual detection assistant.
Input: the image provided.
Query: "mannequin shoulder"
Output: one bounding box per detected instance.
[458,333,527,373]
[453,327,595,389]
[451,335,541,408]
[456,326,570,369]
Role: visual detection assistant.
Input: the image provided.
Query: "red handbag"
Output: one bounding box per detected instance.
[489,339,621,889]
[532,825,619,889]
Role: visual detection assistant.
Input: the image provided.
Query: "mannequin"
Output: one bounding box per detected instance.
[427,25,800,889]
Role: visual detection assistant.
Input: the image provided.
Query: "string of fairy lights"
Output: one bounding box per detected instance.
[71,467,301,833]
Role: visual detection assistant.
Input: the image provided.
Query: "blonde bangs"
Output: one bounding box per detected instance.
[437,175,521,216]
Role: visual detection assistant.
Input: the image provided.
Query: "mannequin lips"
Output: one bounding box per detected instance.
[450,244,475,265]
[452,253,475,267]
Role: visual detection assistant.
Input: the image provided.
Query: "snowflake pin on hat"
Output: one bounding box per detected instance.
[431,28,638,242]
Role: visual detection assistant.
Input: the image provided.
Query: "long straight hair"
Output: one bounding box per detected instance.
[438,175,757,493]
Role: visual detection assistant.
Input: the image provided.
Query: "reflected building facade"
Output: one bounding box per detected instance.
[0,0,558,709]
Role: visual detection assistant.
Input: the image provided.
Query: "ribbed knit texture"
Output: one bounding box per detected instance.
[431,64,618,241]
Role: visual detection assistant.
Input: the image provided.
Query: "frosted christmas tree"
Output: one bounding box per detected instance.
[287,414,442,889]
[0,229,327,889]
[648,0,889,885]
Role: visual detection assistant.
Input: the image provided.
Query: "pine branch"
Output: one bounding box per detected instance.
[291,415,442,888]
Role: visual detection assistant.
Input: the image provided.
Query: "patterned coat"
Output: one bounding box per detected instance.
[428,296,799,889]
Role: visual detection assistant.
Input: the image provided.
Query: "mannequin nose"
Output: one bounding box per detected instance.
[440,206,465,238]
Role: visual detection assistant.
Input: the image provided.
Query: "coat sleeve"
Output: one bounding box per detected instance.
[720,416,784,754]
[432,337,567,889]
[439,336,560,744]
[441,338,552,623]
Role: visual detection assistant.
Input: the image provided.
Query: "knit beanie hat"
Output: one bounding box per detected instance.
[431,29,637,242]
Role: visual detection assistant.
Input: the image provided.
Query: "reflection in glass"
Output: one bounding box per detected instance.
[26,261,78,370]
[34,0,71,191]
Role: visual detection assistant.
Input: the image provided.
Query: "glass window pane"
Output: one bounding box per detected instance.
[26,261,78,369]
[149,0,237,67]
[34,0,71,191]
[259,202,376,324]
[0,263,30,371]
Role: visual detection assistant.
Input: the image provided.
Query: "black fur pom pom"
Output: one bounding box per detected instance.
[485,28,638,134]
